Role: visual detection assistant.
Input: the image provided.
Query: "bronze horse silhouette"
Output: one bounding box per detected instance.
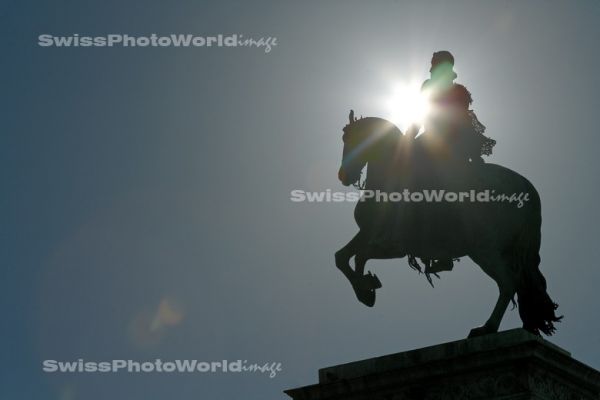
[335,112,561,337]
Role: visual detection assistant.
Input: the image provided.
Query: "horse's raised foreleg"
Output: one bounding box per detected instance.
[335,231,364,280]
[468,253,516,338]
[335,232,381,307]
[349,252,381,307]
[354,253,381,287]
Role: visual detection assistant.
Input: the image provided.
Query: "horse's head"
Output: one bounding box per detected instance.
[338,110,400,186]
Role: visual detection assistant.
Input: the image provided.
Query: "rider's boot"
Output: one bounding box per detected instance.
[427,258,454,274]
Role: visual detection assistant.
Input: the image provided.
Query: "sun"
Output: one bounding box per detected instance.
[385,81,431,132]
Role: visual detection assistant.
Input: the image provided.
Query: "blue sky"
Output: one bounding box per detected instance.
[2,1,600,399]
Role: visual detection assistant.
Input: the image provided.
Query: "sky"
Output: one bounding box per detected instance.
[2,0,600,399]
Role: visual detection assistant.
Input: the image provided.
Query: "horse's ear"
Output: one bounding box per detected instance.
[349,109,355,124]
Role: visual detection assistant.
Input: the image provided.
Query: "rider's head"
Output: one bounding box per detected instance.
[429,51,457,87]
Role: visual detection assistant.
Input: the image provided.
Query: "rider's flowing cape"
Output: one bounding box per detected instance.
[468,110,496,156]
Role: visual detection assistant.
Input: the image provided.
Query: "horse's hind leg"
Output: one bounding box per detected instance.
[468,253,517,338]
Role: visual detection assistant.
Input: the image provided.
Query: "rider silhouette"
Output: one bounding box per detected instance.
[407,51,496,165]
[411,51,496,273]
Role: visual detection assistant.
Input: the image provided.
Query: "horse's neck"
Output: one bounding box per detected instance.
[365,133,402,190]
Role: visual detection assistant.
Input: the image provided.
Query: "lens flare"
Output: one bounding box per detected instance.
[385,81,430,131]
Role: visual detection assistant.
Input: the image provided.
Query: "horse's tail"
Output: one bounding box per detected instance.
[514,191,562,336]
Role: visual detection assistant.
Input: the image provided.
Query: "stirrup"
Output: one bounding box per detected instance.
[426,259,454,274]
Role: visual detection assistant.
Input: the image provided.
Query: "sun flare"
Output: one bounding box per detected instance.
[385,81,431,132]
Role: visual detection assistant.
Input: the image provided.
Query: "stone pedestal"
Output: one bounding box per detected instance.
[285,329,600,400]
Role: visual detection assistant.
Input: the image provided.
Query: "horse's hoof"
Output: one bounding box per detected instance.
[467,325,495,338]
[355,287,376,307]
[350,274,379,307]
[365,271,382,289]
